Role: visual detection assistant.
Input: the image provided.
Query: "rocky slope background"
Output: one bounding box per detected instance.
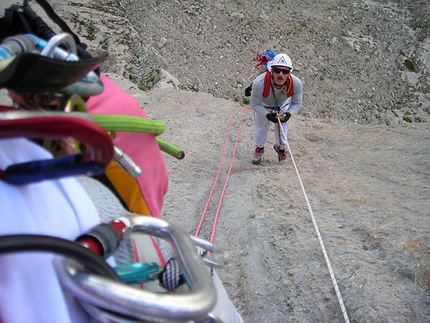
[1,0,430,322]
[61,0,429,125]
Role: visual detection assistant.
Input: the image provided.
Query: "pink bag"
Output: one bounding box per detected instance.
[86,74,168,218]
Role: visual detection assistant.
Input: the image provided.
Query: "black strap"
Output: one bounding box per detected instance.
[0,0,101,73]
[0,0,90,52]
[20,0,55,41]
[0,52,107,92]
[31,0,82,46]
[30,0,96,62]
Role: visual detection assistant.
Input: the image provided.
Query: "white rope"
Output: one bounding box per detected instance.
[277,119,350,323]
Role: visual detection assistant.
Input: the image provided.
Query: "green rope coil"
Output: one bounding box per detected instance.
[92,114,184,159]
[156,138,185,160]
[92,114,165,136]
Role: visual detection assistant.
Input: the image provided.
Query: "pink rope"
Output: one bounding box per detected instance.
[209,108,251,243]
[195,106,252,244]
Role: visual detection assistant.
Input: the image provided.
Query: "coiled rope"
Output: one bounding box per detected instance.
[278,117,350,323]
[195,106,252,242]
[92,114,184,159]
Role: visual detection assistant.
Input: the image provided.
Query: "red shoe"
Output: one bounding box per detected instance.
[252,146,264,165]
[273,145,287,161]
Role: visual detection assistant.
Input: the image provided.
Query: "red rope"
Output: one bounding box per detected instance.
[195,106,252,244]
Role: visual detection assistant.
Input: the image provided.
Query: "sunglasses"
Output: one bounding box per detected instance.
[272,67,291,75]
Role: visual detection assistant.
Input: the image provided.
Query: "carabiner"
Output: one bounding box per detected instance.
[0,109,113,184]
[190,235,230,269]
[55,216,217,323]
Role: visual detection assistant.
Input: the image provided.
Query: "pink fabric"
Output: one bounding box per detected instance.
[86,74,168,217]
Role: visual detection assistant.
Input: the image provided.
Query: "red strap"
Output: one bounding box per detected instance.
[0,111,113,165]
[286,74,294,97]
[262,71,272,98]
[253,52,265,69]
[262,73,294,98]
[0,105,16,112]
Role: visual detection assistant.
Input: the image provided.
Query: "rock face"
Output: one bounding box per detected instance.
[51,0,429,125]
[133,86,430,323]
[1,0,429,322]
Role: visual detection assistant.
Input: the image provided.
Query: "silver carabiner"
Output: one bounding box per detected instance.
[190,236,229,269]
[55,216,217,323]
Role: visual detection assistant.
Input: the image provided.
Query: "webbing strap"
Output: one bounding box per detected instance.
[262,71,272,98]
[32,0,81,45]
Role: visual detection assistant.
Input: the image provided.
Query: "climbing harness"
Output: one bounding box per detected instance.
[0,34,107,95]
[277,116,351,323]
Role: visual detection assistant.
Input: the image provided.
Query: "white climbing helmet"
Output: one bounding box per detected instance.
[270,53,293,71]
